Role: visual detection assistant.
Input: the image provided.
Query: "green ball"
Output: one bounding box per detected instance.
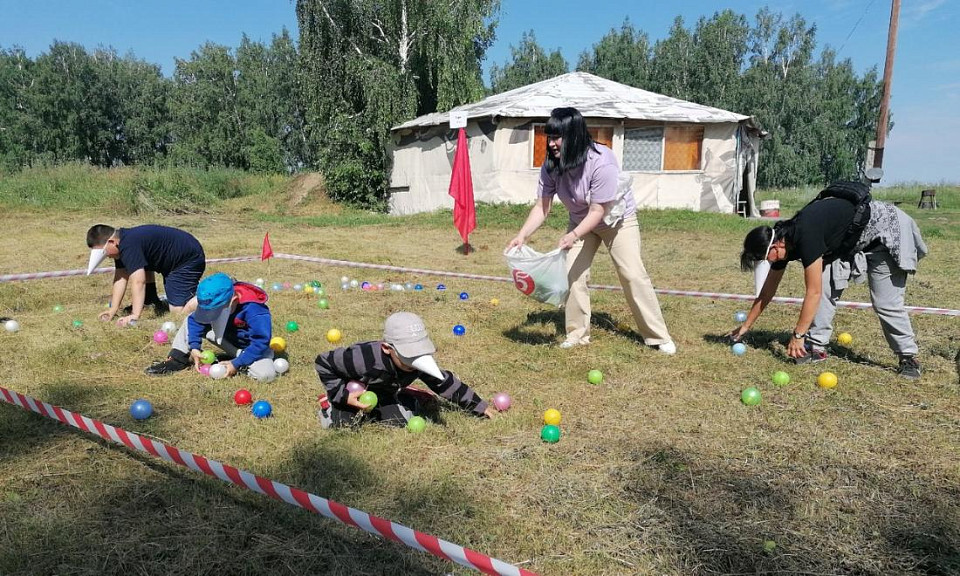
[763,540,777,553]
[587,369,603,385]
[286,320,299,332]
[316,287,326,298]
[317,298,329,310]
[406,416,427,433]
[358,391,378,411]
[741,387,762,406]
[309,280,322,288]
[772,371,791,386]
[540,424,561,443]
[53,305,64,313]
[72,320,83,328]
[200,350,216,365]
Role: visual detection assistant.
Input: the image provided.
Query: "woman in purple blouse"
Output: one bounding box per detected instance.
[507,107,676,354]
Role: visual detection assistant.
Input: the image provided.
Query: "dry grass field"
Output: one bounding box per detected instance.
[1,174,958,575]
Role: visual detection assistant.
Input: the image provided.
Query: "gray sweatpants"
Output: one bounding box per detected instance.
[808,249,918,357]
[170,322,277,382]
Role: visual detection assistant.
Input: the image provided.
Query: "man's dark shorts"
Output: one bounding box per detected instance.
[162,257,206,306]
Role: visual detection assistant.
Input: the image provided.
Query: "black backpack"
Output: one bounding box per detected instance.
[790,181,871,261]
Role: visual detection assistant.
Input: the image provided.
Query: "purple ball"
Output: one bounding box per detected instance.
[492,392,511,412]
[346,381,366,394]
[198,364,211,376]
[152,330,169,344]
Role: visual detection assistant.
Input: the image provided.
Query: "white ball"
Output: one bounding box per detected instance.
[341,282,350,291]
[349,279,359,288]
[255,278,265,285]
[292,284,303,292]
[209,363,228,379]
[161,321,177,334]
[4,319,20,333]
[340,276,349,283]
[273,358,290,375]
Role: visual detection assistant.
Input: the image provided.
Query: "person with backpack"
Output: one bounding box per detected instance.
[732,182,928,379]
[144,272,276,381]
[506,107,676,353]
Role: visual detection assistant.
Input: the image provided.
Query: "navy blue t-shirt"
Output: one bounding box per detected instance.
[115,225,205,276]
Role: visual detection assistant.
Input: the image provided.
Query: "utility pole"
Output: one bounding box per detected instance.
[868,0,901,181]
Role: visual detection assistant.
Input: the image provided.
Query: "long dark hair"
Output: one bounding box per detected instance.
[739,220,796,271]
[543,107,596,175]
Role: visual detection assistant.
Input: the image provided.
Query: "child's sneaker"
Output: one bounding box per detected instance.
[794,343,828,364]
[144,350,191,376]
[897,355,921,380]
[317,395,333,429]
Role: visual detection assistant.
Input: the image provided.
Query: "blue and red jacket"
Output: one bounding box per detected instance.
[187,282,272,369]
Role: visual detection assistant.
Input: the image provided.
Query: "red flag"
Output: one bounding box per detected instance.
[261,233,274,261]
[448,127,476,254]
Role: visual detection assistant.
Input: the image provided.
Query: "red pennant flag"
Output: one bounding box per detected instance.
[261,233,274,261]
[448,127,476,254]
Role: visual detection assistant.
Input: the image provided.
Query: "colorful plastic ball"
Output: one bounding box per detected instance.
[316,287,326,298]
[255,278,265,287]
[349,279,359,288]
[269,336,287,353]
[741,387,762,406]
[303,285,314,294]
[587,369,603,385]
[198,364,211,376]
[414,284,423,291]
[161,321,177,334]
[340,276,349,284]
[53,304,64,313]
[292,284,303,292]
[3,319,20,333]
[459,292,469,300]
[209,363,228,379]
[543,408,562,426]
[361,281,371,290]
[772,371,791,386]
[310,280,321,288]
[492,392,511,412]
[540,424,561,443]
[251,400,272,419]
[404,282,414,290]
[200,350,216,364]
[130,399,153,420]
[152,330,169,344]
[282,282,292,289]
[452,324,466,336]
[763,540,778,553]
[272,282,283,291]
[734,311,748,323]
[341,282,350,291]
[346,381,366,394]
[490,298,500,306]
[72,319,84,329]
[437,284,446,291]
[376,283,385,291]
[286,320,300,333]
[406,416,427,433]
[317,298,330,310]
[234,389,252,405]
[837,332,853,346]
[358,391,378,412]
[817,372,838,389]
[273,358,290,375]
[326,328,342,344]
[732,343,747,356]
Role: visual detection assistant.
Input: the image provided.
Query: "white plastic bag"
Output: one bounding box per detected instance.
[503,246,569,307]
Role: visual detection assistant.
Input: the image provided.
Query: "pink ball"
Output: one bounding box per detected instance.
[492,392,511,412]
[152,330,169,344]
[346,380,366,394]
[198,364,211,376]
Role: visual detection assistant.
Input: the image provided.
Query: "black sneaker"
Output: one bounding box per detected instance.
[897,356,921,380]
[152,300,170,316]
[794,343,828,365]
[145,352,191,376]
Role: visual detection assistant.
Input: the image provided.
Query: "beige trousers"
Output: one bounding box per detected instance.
[564,215,672,346]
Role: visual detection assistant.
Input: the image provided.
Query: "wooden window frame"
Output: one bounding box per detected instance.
[531,124,615,169]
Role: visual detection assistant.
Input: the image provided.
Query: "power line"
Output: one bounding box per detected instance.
[837,0,878,56]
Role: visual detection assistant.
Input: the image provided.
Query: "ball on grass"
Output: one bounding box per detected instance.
[269,337,287,353]
[72,320,84,329]
[4,319,20,333]
[587,370,603,385]
[540,424,561,443]
[152,330,169,344]
[772,371,791,386]
[326,328,342,344]
[130,399,153,420]
[459,292,469,300]
[734,311,748,323]
[53,304,64,313]
[273,358,290,375]
[741,387,762,406]
[251,400,272,419]
[732,342,747,356]
[161,321,177,334]
[490,298,500,306]
[543,409,561,426]
[286,320,299,333]
[317,298,329,310]
[492,392,511,411]
[234,389,252,405]
[837,332,853,346]
[198,364,211,376]
[406,416,427,433]
[209,363,228,379]
[452,324,466,336]
[817,372,838,389]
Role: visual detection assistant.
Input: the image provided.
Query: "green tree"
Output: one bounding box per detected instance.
[687,10,749,111]
[576,19,651,88]
[489,30,568,94]
[649,17,695,99]
[0,47,38,170]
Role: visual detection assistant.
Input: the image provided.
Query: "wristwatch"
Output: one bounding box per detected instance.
[792,331,807,340]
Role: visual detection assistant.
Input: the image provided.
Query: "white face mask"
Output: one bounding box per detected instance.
[86,247,108,275]
[753,232,777,296]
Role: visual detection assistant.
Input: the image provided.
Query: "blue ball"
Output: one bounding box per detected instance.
[437,283,446,291]
[734,311,748,323]
[732,342,747,356]
[271,283,283,291]
[130,399,153,421]
[459,292,469,300]
[414,284,423,291]
[453,324,466,336]
[251,400,273,419]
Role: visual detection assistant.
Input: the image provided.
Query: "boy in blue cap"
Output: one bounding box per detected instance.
[146,273,276,381]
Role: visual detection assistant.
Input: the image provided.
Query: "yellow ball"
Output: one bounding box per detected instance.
[543,408,561,426]
[269,336,287,353]
[817,371,838,389]
[303,285,314,294]
[326,328,342,344]
[490,298,500,306]
[837,332,853,346]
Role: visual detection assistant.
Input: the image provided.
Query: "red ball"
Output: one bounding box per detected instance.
[234,389,252,405]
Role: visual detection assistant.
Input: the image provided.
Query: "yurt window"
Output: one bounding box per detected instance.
[532,124,613,168]
[623,124,704,172]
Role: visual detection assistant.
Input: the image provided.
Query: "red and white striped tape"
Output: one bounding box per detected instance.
[2,253,957,317]
[0,386,537,576]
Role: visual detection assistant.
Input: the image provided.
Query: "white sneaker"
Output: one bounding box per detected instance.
[558,340,578,349]
[657,341,677,355]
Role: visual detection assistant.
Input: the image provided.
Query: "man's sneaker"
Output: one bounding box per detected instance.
[897,355,921,380]
[795,343,828,364]
[657,341,677,355]
[145,351,190,376]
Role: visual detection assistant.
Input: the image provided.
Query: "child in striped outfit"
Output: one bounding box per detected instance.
[315,312,496,428]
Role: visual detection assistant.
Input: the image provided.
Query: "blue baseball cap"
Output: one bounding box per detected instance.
[194,273,236,342]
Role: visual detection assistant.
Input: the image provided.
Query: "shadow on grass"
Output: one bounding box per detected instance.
[623,444,960,575]
[503,309,645,346]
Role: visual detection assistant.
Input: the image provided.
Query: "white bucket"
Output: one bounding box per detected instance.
[759,200,780,218]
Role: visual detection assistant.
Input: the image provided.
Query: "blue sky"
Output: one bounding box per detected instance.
[1,0,956,184]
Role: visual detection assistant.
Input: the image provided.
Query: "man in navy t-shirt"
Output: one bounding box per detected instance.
[85,224,206,327]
